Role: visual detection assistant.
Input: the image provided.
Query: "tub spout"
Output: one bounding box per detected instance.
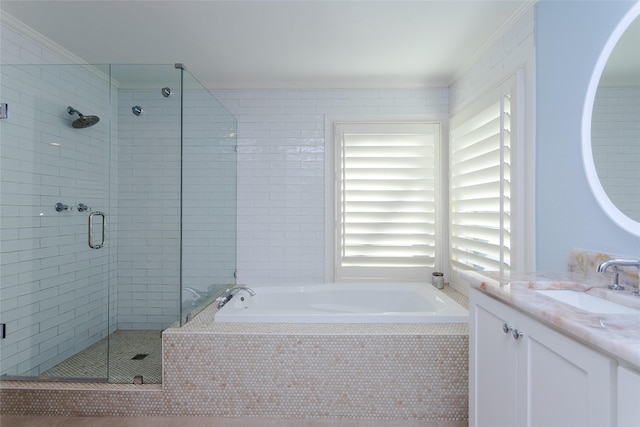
[216,286,256,309]
[183,287,204,299]
[183,287,206,308]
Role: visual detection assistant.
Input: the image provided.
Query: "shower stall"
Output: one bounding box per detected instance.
[0,63,237,383]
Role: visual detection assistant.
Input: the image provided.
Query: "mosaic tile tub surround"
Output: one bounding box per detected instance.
[163,324,468,419]
[0,286,469,421]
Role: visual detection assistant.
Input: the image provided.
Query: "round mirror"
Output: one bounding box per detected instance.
[583,2,640,236]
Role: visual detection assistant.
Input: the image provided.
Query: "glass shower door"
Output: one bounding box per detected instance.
[0,64,113,380]
[0,63,237,383]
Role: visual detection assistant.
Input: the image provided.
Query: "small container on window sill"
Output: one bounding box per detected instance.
[432,272,445,289]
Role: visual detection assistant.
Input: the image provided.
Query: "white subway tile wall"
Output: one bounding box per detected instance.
[1,3,535,380]
[116,89,182,330]
[0,63,116,376]
[592,87,640,221]
[213,88,448,284]
[0,5,541,421]
[117,86,237,329]
[2,18,240,375]
[181,89,237,294]
[0,23,46,65]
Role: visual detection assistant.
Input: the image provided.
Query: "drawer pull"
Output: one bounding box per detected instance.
[503,322,513,334]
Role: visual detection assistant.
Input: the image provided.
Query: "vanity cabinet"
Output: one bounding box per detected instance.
[617,365,640,427]
[470,288,615,427]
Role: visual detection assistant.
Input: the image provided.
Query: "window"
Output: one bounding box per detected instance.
[449,74,523,283]
[331,122,441,281]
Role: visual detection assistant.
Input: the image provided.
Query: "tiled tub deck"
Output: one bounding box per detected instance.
[0,287,469,422]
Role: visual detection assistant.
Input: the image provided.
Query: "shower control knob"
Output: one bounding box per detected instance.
[55,202,69,212]
[77,203,89,212]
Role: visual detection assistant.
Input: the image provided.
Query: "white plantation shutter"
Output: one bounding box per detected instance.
[335,122,439,281]
[450,78,516,278]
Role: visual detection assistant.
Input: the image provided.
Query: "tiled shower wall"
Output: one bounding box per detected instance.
[0,63,118,376]
[213,88,449,284]
[592,87,640,222]
[117,87,237,329]
[116,88,182,329]
[180,89,237,296]
[1,16,238,367]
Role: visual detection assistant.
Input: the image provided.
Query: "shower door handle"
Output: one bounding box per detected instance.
[88,211,106,249]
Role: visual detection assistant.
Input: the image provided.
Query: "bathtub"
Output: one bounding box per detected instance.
[214,282,468,323]
[4,284,470,421]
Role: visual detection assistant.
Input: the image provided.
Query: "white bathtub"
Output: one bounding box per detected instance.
[214,283,468,323]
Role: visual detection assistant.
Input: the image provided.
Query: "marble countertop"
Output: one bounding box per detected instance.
[463,270,640,369]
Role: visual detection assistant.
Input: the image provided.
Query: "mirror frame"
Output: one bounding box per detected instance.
[582,1,640,237]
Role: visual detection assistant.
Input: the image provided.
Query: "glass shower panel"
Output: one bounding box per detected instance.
[0,63,237,384]
[0,64,112,380]
[180,69,237,324]
[108,64,183,383]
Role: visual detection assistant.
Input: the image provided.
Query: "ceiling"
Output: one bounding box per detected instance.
[1,0,533,89]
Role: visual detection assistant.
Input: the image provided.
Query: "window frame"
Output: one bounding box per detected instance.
[448,71,528,289]
[325,114,448,283]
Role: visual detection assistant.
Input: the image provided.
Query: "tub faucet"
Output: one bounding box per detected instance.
[216,286,256,309]
[183,287,204,299]
[183,287,205,307]
[597,259,640,292]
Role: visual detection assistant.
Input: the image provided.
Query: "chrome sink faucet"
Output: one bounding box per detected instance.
[597,259,640,292]
[215,286,256,309]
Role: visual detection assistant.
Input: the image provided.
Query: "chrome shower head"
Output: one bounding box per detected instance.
[67,106,100,129]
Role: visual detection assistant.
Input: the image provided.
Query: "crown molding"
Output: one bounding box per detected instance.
[201,78,450,91]
[1,10,88,65]
[449,0,537,86]
[1,11,117,88]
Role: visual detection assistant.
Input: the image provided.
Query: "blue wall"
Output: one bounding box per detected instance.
[535,0,640,270]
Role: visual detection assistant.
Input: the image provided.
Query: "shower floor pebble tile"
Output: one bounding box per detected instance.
[0,415,468,427]
[41,330,162,384]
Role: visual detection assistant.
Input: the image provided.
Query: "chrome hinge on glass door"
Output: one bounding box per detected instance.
[88,211,106,249]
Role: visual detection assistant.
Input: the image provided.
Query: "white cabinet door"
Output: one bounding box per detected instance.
[617,365,640,427]
[521,311,614,427]
[471,288,615,427]
[470,299,518,427]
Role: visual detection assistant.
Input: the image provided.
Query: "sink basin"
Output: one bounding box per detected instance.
[535,290,639,314]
